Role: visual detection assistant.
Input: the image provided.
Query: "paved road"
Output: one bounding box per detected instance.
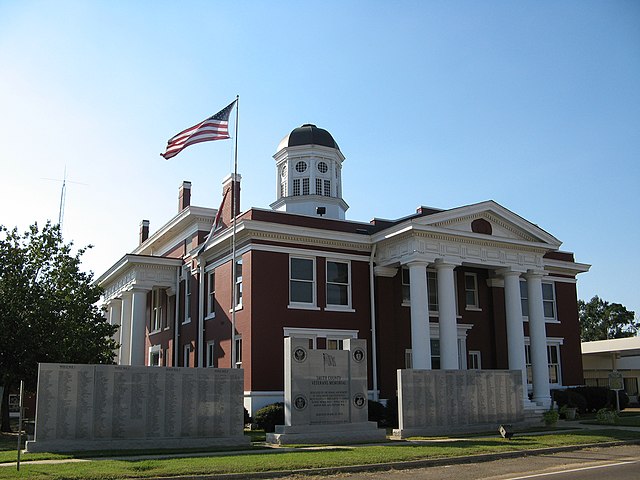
[275,445,640,480]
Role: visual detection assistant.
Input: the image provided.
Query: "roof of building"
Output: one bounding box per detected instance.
[582,337,640,357]
[276,124,340,152]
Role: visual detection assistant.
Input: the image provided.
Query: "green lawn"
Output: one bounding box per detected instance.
[0,429,638,480]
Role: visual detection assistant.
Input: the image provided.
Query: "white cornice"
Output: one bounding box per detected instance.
[543,258,591,276]
[97,254,183,287]
[132,205,216,256]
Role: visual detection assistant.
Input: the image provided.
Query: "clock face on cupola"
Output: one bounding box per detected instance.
[270,124,349,220]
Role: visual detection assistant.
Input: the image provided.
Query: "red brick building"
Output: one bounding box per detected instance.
[98,124,590,414]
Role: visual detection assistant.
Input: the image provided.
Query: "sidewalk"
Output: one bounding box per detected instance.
[2,419,639,469]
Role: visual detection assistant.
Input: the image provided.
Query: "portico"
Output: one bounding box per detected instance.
[372,200,583,408]
[99,255,182,366]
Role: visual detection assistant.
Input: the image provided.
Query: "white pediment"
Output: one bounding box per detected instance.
[414,201,562,248]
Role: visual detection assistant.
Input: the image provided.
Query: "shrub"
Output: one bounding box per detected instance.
[542,409,559,426]
[596,408,618,425]
[384,396,399,429]
[368,400,387,427]
[571,387,611,412]
[244,407,252,425]
[253,402,284,433]
[552,389,588,413]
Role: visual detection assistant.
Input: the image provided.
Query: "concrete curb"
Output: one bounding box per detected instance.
[139,439,640,480]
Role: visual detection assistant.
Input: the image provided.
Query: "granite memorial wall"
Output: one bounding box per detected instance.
[395,369,525,437]
[26,363,248,452]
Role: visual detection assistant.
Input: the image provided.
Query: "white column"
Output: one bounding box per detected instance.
[526,271,551,407]
[108,299,122,364]
[408,261,431,369]
[435,261,458,370]
[119,292,132,366]
[129,288,149,366]
[501,269,528,402]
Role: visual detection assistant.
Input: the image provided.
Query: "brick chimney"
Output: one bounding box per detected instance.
[179,181,192,211]
[139,220,150,245]
[220,173,241,227]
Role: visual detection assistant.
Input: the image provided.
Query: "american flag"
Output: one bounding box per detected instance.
[161,100,236,160]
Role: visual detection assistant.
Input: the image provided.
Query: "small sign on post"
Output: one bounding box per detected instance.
[16,380,24,471]
[608,371,624,412]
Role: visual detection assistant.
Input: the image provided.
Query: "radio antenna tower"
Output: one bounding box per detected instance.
[41,167,87,233]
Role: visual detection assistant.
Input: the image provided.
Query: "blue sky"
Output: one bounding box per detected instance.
[1,1,638,317]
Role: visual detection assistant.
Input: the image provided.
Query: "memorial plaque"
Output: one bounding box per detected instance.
[146,369,166,437]
[74,366,95,439]
[181,369,198,436]
[270,338,385,445]
[164,368,182,438]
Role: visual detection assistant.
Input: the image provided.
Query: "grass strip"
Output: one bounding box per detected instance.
[0,429,637,480]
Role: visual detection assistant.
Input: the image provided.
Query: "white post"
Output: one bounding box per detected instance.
[501,269,528,403]
[119,292,132,365]
[526,271,551,407]
[108,299,122,364]
[129,289,148,366]
[408,261,431,369]
[435,260,458,369]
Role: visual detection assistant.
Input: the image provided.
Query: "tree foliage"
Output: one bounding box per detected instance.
[578,295,638,341]
[0,222,118,431]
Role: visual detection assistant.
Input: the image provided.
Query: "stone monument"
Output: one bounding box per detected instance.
[266,338,386,445]
[394,369,525,438]
[26,363,249,452]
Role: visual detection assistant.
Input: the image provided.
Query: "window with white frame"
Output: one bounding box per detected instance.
[292,178,300,196]
[520,280,557,320]
[290,257,315,306]
[468,351,481,370]
[401,267,439,310]
[524,343,562,385]
[430,338,440,369]
[234,336,242,368]
[542,283,557,320]
[323,179,331,196]
[151,289,162,332]
[402,267,410,303]
[315,178,322,195]
[183,343,192,367]
[548,344,561,384]
[206,340,215,368]
[184,272,191,323]
[464,273,479,309]
[149,345,161,366]
[520,280,529,317]
[302,178,310,195]
[427,271,438,311]
[234,258,242,308]
[404,349,413,369]
[206,271,216,317]
[326,260,350,307]
[326,338,344,350]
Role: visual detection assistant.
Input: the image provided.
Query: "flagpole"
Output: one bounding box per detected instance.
[231,95,239,369]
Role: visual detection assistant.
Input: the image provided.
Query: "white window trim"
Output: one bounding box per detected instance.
[283,327,359,350]
[151,289,162,334]
[183,270,191,324]
[524,337,564,387]
[206,271,216,320]
[234,335,242,369]
[206,340,215,368]
[183,343,192,367]
[325,258,353,310]
[468,350,482,370]
[520,280,560,324]
[149,345,161,367]
[464,272,481,311]
[289,256,317,309]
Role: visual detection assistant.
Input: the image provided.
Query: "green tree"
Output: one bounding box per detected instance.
[0,222,118,432]
[578,296,638,342]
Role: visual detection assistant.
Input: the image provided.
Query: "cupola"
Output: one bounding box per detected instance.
[270,124,349,220]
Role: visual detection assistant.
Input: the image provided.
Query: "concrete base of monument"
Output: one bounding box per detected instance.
[25,435,250,453]
[392,419,536,439]
[266,421,387,445]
